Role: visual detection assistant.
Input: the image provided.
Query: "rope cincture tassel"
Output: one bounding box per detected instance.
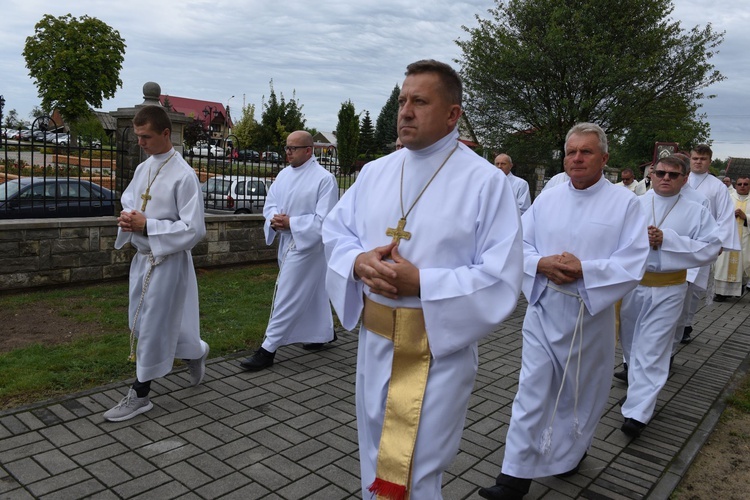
[128,252,168,362]
[541,283,585,455]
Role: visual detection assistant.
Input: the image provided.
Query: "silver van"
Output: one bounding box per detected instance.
[202,176,272,214]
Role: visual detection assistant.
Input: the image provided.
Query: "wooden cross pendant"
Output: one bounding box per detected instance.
[140,189,152,211]
[386,217,412,244]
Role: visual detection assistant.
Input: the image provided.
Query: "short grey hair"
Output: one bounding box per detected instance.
[657,155,689,175]
[565,122,608,153]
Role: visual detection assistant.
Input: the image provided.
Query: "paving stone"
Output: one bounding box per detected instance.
[26,468,93,497]
[5,457,51,483]
[33,449,79,475]
[84,458,133,487]
[194,471,252,498]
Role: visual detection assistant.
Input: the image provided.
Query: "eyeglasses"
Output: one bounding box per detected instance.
[737,183,749,186]
[652,170,683,180]
[284,145,309,152]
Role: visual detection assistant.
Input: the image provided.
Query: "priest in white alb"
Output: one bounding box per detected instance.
[618,156,720,439]
[106,105,208,422]
[479,123,650,500]
[494,153,531,215]
[322,60,523,500]
[239,130,339,371]
[713,174,750,299]
[674,144,739,345]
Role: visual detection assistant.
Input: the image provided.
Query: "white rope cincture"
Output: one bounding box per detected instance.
[128,252,168,362]
[540,283,585,455]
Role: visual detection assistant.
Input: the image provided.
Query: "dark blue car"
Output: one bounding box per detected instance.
[0,177,116,219]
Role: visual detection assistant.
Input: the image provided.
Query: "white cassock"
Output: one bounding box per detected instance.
[671,184,712,352]
[502,176,649,479]
[677,172,740,336]
[615,180,638,193]
[541,171,569,192]
[506,172,531,215]
[634,178,652,195]
[262,156,338,350]
[713,191,750,296]
[620,192,720,424]
[322,129,523,498]
[115,149,207,382]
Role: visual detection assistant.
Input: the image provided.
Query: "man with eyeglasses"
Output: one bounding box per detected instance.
[618,155,720,438]
[239,131,339,371]
[714,174,750,301]
[615,167,638,193]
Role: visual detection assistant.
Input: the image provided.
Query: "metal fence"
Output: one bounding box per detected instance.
[1,117,121,219]
[1,123,357,219]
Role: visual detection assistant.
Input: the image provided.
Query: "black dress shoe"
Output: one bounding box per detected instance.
[478,474,530,500]
[554,452,587,478]
[621,417,646,438]
[239,347,275,371]
[681,326,693,344]
[614,364,628,383]
[714,294,727,302]
[478,484,528,500]
[302,332,338,351]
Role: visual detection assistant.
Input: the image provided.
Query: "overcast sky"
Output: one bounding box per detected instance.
[1,0,748,159]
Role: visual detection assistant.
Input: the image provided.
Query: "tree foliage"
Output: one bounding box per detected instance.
[374,84,400,152]
[232,104,258,150]
[256,81,306,150]
[3,109,24,129]
[69,111,105,144]
[23,14,126,133]
[336,100,360,174]
[457,0,724,171]
[359,110,376,156]
[183,118,207,149]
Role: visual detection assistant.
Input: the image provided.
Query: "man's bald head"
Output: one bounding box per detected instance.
[494,154,513,175]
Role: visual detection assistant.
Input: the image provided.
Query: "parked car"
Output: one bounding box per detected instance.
[237,149,260,162]
[31,130,48,142]
[262,151,283,164]
[0,177,116,219]
[190,143,224,157]
[201,175,272,214]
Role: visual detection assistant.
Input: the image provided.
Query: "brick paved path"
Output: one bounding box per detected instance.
[1,295,749,499]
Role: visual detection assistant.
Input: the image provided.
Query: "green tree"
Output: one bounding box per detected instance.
[256,80,307,151]
[69,111,105,145]
[359,110,375,157]
[457,0,724,172]
[336,100,360,174]
[183,118,206,149]
[374,84,400,152]
[232,103,258,150]
[3,109,23,129]
[23,14,126,144]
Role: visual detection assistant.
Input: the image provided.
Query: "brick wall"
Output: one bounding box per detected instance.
[0,215,276,292]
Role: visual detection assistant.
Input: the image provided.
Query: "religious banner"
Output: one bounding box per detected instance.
[652,142,679,164]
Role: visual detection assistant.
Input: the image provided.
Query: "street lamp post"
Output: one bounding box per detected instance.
[225,95,234,154]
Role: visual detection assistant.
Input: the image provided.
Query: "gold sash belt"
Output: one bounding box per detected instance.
[640,270,687,287]
[363,296,430,500]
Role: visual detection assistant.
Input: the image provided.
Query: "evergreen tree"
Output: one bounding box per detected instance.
[374,84,400,152]
[359,110,375,157]
[336,100,360,174]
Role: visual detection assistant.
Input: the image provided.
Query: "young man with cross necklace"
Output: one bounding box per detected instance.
[322,60,524,499]
[105,105,208,422]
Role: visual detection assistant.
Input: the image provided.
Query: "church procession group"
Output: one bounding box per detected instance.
[105,59,747,500]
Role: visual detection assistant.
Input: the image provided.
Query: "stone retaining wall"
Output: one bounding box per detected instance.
[0,214,276,292]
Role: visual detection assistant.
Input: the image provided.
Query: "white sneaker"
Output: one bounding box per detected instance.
[103,388,153,422]
[187,343,209,386]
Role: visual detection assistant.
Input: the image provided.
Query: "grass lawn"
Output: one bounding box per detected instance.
[0,263,278,410]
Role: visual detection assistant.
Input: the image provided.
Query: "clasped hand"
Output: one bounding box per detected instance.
[354,242,420,299]
[537,252,583,285]
[648,225,663,249]
[118,210,146,233]
[269,213,289,231]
